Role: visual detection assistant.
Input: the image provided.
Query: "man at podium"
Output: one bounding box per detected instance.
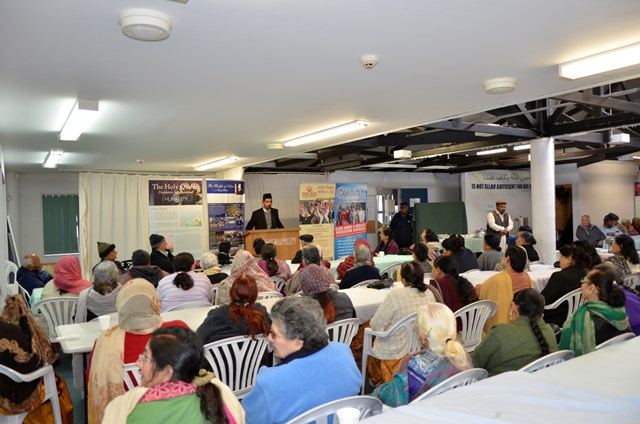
[246,193,285,230]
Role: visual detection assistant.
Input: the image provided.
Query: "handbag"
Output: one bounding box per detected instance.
[367,277,395,290]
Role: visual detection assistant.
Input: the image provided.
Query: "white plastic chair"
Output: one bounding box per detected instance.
[18,284,31,306]
[518,350,575,373]
[350,279,380,288]
[595,333,635,350]
[123,362,142,392]
[410,368,488,403]
[361,313,420,394]
[165,301,212,311]
[544,287,583,323]
[454,300,497,352]
[326,318,359,345]
[33,297,78,341]
[0,363,62,424]
[5,260,19,296]
[623,272,640,291]
[203,335,269,399]
[271,276,287,292]
[285,395,383,424]
[211,284,220,305]
[380,263,403,279]
[257,291,283,300]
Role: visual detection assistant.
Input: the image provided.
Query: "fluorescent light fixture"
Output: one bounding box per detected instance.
[283,121,368,147]
[609,131,630,144]
[559,42,640,80]
[476,148,507,156]
[633,156,640,160]
[513,144,531,151]
[418,165,450,170]
[59,99,99,141]
[43,150,64,168]
[369,163,417,169]
[195,156,239,171]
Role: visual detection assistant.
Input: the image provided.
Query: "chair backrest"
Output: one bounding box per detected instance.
[380,263,402,279]
[623,272,640,291]
[34,297,78,339]
[211,284,220,305]
[454,300,497,352]
[326,318,360,345]
[18,284,32,305]
[285,395,383,424]
[203,335,269,399]
[518,350,575,373]
[271,276,286,292]
[0,363,62,424]
[410,368,488,404]
[351,279,380,288]
[123,363,142,391]
[595,332,635,350]
[165,301,212,312]
[544,287,583,322]
[6,260,18,286]
[256,291,283,300]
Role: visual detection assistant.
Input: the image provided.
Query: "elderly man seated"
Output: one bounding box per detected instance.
[17,254,53,295]
[576,214,605,247]
[340,243,381,289]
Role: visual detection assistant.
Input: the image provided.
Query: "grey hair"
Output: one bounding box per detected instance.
[301,244,321,265]
[93,261,120,295]
[518,231,536,245]
[21,255,35,267]
[354,243,372,265]
[271,297,328,350]
[200,251,218,271]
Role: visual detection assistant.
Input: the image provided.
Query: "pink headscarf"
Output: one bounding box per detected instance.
[229,250,276,292]
[54,256,92,295]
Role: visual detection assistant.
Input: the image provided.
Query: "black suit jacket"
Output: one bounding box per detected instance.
[245,208,284,230]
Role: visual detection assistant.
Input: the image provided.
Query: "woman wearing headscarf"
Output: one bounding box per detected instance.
[41,256,92,299]
[300,264,355,323]
[218,249,277,305]
[87,279,188,424]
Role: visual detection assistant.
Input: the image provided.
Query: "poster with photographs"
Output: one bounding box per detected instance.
[334,183,368,259]
[299,183,336,260]
[149,179,207,258]
[206,180,245,255]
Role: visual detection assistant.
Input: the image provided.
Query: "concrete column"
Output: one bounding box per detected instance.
[530,138,556,265]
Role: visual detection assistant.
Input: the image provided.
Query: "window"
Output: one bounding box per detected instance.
[42,194,79,255]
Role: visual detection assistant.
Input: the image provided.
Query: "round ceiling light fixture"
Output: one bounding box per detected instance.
[484,77,517,94]
[119,9,173,42]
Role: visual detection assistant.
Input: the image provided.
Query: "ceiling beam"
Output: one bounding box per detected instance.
[545,112,640,137]
[419,120,539,138]
[554,91,640,114]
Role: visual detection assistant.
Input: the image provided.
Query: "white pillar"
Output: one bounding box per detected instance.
[530,138,556,265]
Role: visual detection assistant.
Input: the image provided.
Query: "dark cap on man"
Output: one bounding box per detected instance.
[97,242,115,259]
[299,234,314,243]
[262,193,272,201]
[149,234,165,249]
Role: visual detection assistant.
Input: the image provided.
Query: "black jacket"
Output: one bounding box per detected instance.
[541,265,587,327]
[150,249,175,274]
[245,208,284,230]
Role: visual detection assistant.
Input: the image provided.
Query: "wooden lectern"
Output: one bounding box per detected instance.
[244,228,300,260]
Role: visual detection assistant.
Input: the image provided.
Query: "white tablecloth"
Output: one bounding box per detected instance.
[461,265,555,292]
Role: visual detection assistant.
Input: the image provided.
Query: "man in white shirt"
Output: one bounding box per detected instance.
[599,212,624,244]
[486,200,514,251]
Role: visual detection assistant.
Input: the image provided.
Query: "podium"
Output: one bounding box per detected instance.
[244,228,300,260]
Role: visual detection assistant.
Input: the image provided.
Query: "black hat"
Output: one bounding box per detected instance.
[97,242,116,259]
[604,213,619,222]
[263,193,272,201]
[299,234,314,243]
[149,234,165,249]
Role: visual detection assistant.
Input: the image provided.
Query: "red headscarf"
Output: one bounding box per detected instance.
[54,256,92,295]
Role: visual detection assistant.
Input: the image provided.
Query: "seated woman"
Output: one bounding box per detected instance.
[336,238,375,279]
[430,255,477,314]
[477,234,504,271]
[476,246,533,332]
[393,242,434,282]
[573,240,600,268]
[103,326,244,424]
[88,279,188,424]
[368,261,436,386]
[258,243,292,280]
[542,244,589,328]
[442,235,478,273]
[473,289,558,376]
[76,261,122,323]
[218,250,276,305]
[300,263,355,323]
[243,297,361,424]
[285,245,333,296]
[516,231,540,262]
[199,252,227,285]
[374,227,400,256]
[196,273,271,344]
[41,255,92,299]
[606,234,640,277]
[157,252,213,312]
[217,240,233,266]
[340,243,381,289]
[373,303,471,406]
[559,269,631,356]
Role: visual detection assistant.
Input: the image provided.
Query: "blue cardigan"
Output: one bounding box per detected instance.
[243,342,361,424]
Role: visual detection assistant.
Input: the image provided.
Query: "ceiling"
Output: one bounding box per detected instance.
[2,0,640,175]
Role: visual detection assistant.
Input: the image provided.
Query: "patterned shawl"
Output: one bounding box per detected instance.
[218,250,276,304]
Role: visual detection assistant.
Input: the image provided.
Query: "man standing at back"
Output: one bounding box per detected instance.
[17,254,53,295]
[390,202,413,249]
[486,200,513,251]
[245,193,284,230]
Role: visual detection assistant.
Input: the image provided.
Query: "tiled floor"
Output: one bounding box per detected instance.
[55,352,86,424]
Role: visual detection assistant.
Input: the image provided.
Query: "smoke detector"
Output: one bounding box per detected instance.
[360,54,379,69]
[119,9,173,42]
[484,77,517,94]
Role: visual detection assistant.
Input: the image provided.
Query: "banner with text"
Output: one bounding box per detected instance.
[149,179,206,258]
[299,183,336,260]
[206,180,245,254]
[334,183,368,259]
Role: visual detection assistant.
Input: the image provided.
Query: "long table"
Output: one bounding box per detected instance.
[362,337,640,423]
[461,264,556,291]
